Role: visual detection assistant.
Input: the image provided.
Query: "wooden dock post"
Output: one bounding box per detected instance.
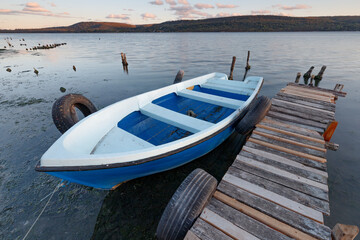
[309,74,315,86]
[303,66,314,85]
[295,72,301,83]
[315,66,326,87]
[229,56,236,80]
[174,70,185,84]
[242,51,251,81]
[121,52,128,66]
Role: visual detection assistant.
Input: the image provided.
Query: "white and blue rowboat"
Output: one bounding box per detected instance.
[36,73,263,189]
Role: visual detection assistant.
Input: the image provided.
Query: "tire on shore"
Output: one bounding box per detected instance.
[235,95,271,135]
[52,94,97,134]
[156,169,218,240]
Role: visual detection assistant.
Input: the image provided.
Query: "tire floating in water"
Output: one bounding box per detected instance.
[235,95,271,135]
[156,168,218,240]
[52,94,97,134]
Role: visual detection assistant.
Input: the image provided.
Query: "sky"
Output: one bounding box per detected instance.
[0,0,359,29]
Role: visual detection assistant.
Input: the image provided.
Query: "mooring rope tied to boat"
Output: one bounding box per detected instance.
[22,180,66,240]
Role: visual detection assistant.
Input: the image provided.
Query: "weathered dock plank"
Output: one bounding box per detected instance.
[207,198,292,240]
[230,161,329,201]
[242,146,328,178]
[275,92,336,112]
[253,129,326,152]
[267,110,328,130]
[187,218,232,240]
[225,166,330,214]
[251,133,326,158]
[200,208,260,239]
[214,191,319,240]
[248,138,327,163]
[260,117,324,139]
[222,173,324,222]
[271,98,335,120]
[240,150,328,184]
[245,141,327,170]
[287,82,347,97]
[254,126,325,148]
[217,181,332,240]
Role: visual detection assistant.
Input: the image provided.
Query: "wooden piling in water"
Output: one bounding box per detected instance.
[174,70,184,84]
[303,66,314,85]
[295,72,301,83]
[228,56,236,80]
[242,51,251,81]
[121,52,128,66]
[315,66,326,87]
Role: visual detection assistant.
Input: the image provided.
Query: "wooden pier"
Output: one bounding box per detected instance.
[185,83,349,240]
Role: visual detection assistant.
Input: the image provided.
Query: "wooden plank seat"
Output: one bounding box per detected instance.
[140,103,214,133]
[177,89,245,110]
[201,82,254,96]
[206,78,257,89]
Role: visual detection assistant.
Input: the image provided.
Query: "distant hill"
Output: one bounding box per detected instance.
[1,15,360,33]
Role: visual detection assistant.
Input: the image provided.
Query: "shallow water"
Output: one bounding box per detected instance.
[0,32,359,239]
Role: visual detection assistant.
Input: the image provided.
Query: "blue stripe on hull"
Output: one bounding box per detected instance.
[47,125,235,189]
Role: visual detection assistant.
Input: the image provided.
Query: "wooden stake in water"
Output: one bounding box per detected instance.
[242,51,251,81]
[173,70,184,84]
[295,72,301,83]
[303,66,314,85]
[229,56,236,80]
[314,65,326,87]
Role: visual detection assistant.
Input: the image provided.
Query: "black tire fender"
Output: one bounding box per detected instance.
[235,96,271,135]
[156,169,218,240]
[52,94,97,134]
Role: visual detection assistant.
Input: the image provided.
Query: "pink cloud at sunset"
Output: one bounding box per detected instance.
[23,2,50,13]
[141,12,156,20]
[149,0,164,6]
[178,0,190,5]
[165,0,177,6]
[273,4,311,11]
[216,3,238,9]
[106,14,130,20]
[194,4,214,9]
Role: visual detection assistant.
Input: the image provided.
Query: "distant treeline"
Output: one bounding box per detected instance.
[1,15,360,33]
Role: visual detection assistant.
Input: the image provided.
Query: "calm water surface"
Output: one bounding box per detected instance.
[0,32,359,239]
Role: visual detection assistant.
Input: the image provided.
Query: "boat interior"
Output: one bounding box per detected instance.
[91,77,259,154]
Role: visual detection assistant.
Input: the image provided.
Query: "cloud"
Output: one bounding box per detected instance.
[273,4,311,11]
[169,5,212,19]
[141,13,156,20]
[178,0,190,5]
[216,3,238,9]
[216,12,242,17]
[165,0,176,6]
[194,3,214,9]
[149,0,164,5]
[51,3,56,7]
[106,14,130,20]
[0,3,72,18]
[23,2,50,12]
[251,10,272,15]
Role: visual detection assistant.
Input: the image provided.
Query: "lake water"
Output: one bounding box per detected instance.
[0,32,359,239]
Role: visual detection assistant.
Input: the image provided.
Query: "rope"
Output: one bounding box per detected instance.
[22,180,66,240]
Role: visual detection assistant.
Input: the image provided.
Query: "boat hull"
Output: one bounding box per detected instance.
[46,124,235,190]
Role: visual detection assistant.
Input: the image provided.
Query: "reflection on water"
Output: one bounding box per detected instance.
[0,32,359,239]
